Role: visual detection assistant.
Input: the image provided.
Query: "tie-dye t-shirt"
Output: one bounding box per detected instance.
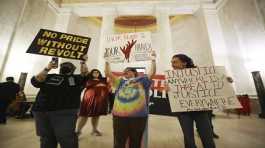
[112,75,152,117]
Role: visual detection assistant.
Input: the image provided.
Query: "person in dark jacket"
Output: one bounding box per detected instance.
[170,54,216,148]
[0,77,20,124]
[31,58,88,148]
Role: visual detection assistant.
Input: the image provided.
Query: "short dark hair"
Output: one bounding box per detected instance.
[6,77,14,82]
[124,67,138,77]
[172,54,196,68]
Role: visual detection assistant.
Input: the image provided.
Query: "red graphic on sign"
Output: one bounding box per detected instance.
[120,39,137,62]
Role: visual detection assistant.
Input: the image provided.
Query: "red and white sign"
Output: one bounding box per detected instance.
[104,32,153,63]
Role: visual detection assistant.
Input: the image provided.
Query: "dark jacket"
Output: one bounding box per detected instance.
[0,81,20,104]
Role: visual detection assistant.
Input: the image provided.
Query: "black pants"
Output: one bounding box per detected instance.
[207,111,214,131]
[33,109,78,148]
[177,111,216,148]
[0,100,9,124]
[196,111,215,133]
[108,93,115,113]
[113,116,147,148]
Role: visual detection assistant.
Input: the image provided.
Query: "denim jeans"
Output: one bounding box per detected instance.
[33,109,78,148]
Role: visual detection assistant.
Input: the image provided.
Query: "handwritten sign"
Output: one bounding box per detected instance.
[104,32,152,63]
[26,29,91,60]
[165,66,242,112]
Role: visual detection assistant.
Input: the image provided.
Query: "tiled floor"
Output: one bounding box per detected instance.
[0,113,265,148]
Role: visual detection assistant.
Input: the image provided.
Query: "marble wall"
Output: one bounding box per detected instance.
[1,0,265,97]
[67,16,101,73]
[218,0,265,95]
[0,0,25,79]
[256,0,265,27]
[171,12,214,66]
[0,0,57,95]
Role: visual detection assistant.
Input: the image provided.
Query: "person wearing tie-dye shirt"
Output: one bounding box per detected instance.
[105,52,156,148]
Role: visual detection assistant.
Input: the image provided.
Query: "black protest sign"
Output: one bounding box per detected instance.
[27,29,91,60]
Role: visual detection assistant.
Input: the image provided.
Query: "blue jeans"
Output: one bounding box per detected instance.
[33,109,78,148]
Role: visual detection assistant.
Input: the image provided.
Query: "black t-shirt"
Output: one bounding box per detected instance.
[31,74,86,111]
[0,82,20,103]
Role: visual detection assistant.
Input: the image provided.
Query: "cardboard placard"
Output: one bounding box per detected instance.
[104,32,152,63]
[165,66,242,112]
[27,29,91,60]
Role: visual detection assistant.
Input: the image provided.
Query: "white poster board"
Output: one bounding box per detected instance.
[104,32,152,63]
[165,66,242,112]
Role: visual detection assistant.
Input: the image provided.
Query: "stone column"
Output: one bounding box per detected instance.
[155,7,173,73]
[201,6,231,68]
[0,0,28,80]
[97,7,116,72]
[52,8,72,64]
[53,13,71,32]
[202,2,252,94]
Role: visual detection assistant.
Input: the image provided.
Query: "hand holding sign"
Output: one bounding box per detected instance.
[51,57,58,68]
[104,50,111,63]
[47,60,58,70]
[81,54,88,62]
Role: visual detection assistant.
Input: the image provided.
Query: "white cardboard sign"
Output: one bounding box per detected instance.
[165,66,242,112]
[104,32,152,63]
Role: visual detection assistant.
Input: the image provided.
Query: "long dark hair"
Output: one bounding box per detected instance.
[89,69,103,79]
[172,54,196,68]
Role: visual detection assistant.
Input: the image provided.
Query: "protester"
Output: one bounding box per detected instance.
[31,58,88,148]
[0,77,20,124]
[170,54,216,148]
[76,69,109,136]
[105,51,156,148]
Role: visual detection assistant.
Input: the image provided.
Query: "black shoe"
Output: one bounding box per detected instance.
[0,121,6,124]
[213,133,219,139]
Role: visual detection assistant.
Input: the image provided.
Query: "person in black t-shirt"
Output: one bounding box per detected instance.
[31,58,88,148]
[0,77,20,124]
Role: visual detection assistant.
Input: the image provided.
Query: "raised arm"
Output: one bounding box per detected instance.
[105,61,117,83]
[104,51,118,83]
[35,61,56,82]
[147,51,156,79]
